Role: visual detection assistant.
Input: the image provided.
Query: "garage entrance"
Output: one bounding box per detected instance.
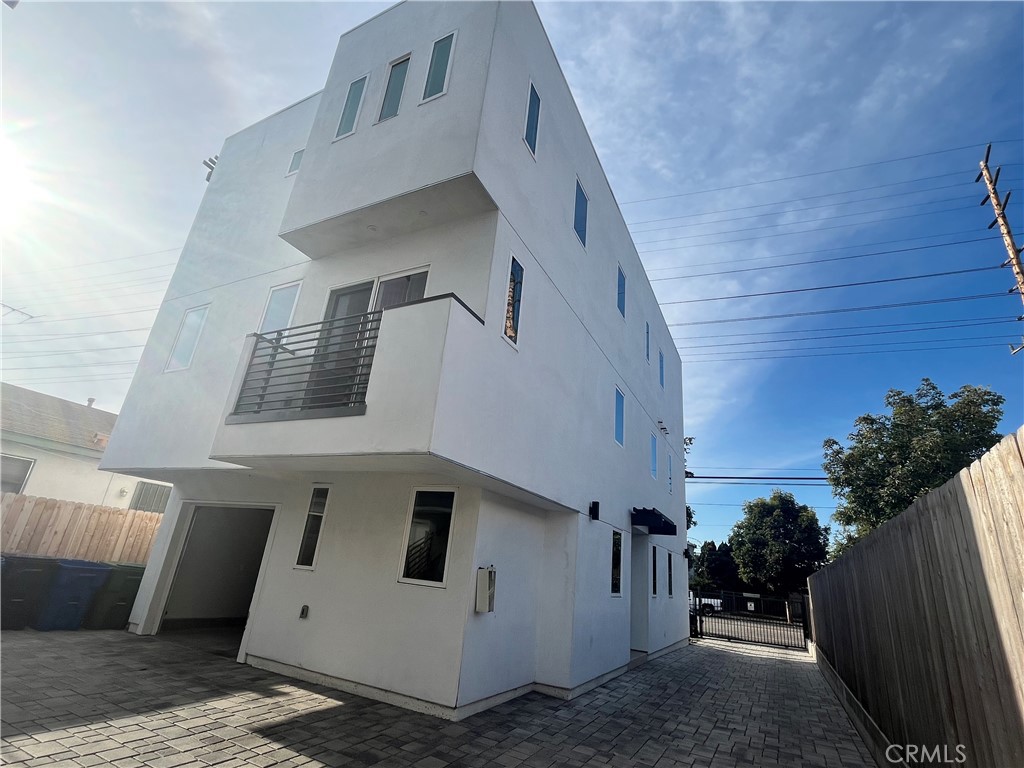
[160,506,274,656]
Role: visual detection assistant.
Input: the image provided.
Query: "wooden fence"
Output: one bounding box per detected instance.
[808,426,1024,768]
[1,493,162,565]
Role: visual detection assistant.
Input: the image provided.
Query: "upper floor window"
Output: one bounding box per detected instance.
[259,282,301,335]
[614,387,625,446]
[165,305,209,372]
[574,180,588,246]
[616,267,626,317]
[645,322,651,362]
[505,256,524,344]
[379,56,410,121]
[373,270,428,311]
[650,433,658,478]
[659,350,665,389]
[287,149,304,175]
[400,489,456,586]
[337,75,368,138]
[1,454,34,494]
[524,83,541,154]
[296,487,329,568]
[423,32,455,100]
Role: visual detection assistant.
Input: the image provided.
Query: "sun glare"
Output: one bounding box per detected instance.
[0,135,41,234]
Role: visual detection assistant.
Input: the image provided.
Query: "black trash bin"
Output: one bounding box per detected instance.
[32,559,112,631]
[82,563,146,630]
[1,554,59,630]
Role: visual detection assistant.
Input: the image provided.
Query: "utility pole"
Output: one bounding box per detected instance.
[976,143,1024,354]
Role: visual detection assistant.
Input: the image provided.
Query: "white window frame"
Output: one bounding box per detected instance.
[502,252,524,350]
[286,148,304,176]
[319,265,431,322]
[294,485,331,571]
[573,178,589,248]
[164,304,210,373]
[258,280,302,335]
[614,386,625,447]
[420,30,457,104]
[650,433,658,479]
[523,81,541,158]
[377,54,412,123]
[1,453,35,495]
[397,486,458,589]
[334,73,370,141]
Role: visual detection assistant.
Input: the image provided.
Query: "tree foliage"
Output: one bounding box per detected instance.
[729,490,829,595]
[823,378,1004,554]
[689,540,746,593]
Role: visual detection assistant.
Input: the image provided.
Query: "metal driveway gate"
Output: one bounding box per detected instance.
[690,590,809,650]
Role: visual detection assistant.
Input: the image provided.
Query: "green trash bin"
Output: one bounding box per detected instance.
[82,563,146,630]
[1,554,59,630]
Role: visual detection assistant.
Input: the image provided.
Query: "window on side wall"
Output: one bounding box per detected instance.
[165,305,210,372]
[129,482,172,513]
[614,387,625,446]
[668,553,674,597]
[0,454,34,494]
[379,56,411,121]
[574,179,588,246]
[645,322,650,362]
[505,256,524,344]
[652,546,658,596]
[259,282,301,335]
[286,149,304,175]
[611,530,622,595]
[423,32,455,100]
[668,454,673,494]
[400,489,456,586]
[336,75,368,138]
[650,433,658,479]
[616,266,626,317]
[296,487,329,568]
[659,350,665,389]
[524,83,541,154]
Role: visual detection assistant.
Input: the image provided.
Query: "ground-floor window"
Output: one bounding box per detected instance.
[400,489,456,586]
[296,487,329,568]
[652,545,658,596]
[611,530,622,595]
[0,454,33,494]
[668,552,674,597]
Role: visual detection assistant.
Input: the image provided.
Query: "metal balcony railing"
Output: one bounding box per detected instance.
[227,310,382,423]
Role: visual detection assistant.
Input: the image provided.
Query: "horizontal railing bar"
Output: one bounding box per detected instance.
[253,319,382,344]
[234,390,369,411]
[243,348,377,378]
[236,379,370,403]
[234,396,367,414]
[250,334,380,360]
[251,309,383,337]
[237,371,373,396]
[252,329,380,356]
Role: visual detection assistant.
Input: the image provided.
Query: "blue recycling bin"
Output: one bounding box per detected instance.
[1,554,59,630]
[32,559,112,631]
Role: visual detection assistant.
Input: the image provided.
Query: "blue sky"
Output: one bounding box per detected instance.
[2,1,1022,546]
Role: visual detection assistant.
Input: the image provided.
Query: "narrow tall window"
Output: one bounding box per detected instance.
[379,57,410,121]
[645,322,650,362]
[614,387,625,446]
[616,267,626,317]
[668,454,673,494]
[296,487,329,567]
[650,434,658,478]
[611,530,622,595]
[652,546,658,596]
[401,489,456,585]
[0,454,34,494]
[423,33,455,100]
[287,149,304,175]
[668,553,674,597]
[505,256,524,344]
[573,180,588,246]
[260,282,300,334]
[659,350,665,389]
[524,83,541,154]
[337,76,367,138]
[166,305,209,372]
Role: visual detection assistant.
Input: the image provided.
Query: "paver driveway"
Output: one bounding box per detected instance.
[1,630,872,768]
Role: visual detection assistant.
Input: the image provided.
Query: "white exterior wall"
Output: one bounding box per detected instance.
[2,437,164,508]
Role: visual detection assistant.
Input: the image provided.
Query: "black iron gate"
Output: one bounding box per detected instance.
[690,590,810,650]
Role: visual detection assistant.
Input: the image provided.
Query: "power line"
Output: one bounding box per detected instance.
[679,333,1012,356]
[1,344,146,359]
[1,247,182,277]
[1,359,141,371]
[3,274,173,303]
[687,481,831,486]
[693,475,827,481]
[674,315,1019,341]
[1,374,137,385]
[667,292,1010,327]
[619,139,1022,205]
[11,306,160,326]
[680,341,1010,363]
[650,237,996,283]
[660,266,1000,306]
[3,260,177,290]
[0,327,153,344]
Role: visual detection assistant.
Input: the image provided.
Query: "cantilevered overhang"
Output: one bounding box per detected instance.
[631,507,678,536]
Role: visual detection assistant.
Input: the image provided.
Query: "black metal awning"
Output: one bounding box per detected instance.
[631,507,677,536]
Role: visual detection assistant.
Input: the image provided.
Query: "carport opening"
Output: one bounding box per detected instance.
[160,505,274,658]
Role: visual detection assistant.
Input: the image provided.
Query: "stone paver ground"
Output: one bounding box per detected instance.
[1,630,872,768]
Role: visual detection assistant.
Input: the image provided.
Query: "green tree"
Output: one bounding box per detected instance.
[823,378,1004,555]
[690,540,746,593]
[729,490,829,595]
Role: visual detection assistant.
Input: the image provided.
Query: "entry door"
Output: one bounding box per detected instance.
[305,281,373,409]
[630,534,650,652]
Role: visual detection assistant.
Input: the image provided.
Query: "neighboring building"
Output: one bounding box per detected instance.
[0,382,171,512]
[103,0,688,719]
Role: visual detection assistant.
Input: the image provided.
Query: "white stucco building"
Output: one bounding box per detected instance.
[103,0,688,719]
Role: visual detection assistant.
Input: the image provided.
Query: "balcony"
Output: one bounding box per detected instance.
[226,311,383,424]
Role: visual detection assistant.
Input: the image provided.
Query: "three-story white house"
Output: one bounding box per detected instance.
[103,0,688,720]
